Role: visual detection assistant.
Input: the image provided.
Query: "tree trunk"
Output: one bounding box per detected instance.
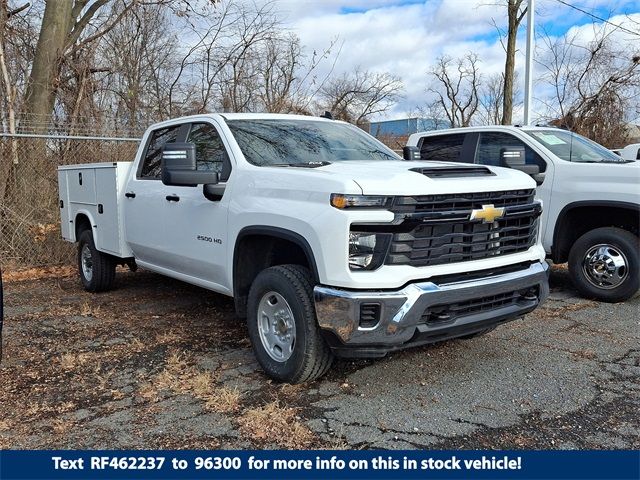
[23,0,73,132]
[501,0,525,125]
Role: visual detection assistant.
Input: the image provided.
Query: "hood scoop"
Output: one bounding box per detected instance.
[410,166,496,178]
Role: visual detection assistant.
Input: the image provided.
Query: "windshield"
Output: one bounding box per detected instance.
[525,129,627,163]
[226,119,399,166]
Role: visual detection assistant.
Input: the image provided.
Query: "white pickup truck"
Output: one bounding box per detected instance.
[58,113,549,383]
[407,126,640,302]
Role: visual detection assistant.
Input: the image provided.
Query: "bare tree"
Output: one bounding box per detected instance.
[479,70,521,125]
[97,2,177,127]
[0,0,34,200]
[23,0,146,130]
[538,26,640,147]
[319,68,404,126]
[428,53,482,128]
[501,0,526,125]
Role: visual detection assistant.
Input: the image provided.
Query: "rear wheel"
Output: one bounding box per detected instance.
[77,230,116,292]
[568,227,639,303]
[247,264,333,383]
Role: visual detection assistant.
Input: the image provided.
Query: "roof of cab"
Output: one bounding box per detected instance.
[146,113,338,132]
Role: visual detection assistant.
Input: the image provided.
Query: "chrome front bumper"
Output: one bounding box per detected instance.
[314,262,549,357]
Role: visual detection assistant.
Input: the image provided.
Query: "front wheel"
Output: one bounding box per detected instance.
[77,230,116,292]
[568,227,639,303]
[247,264,333,383]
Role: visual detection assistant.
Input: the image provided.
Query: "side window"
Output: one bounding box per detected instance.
[419,134,465,162]
[476,132,547,172]
[187,123,230,180]
[140,125,181,179]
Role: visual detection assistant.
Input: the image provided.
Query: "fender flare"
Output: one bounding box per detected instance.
[72,209,98,242]
[233,226,320,284]
[552,200,640,260]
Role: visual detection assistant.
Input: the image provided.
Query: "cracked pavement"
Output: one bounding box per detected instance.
[0,265,638,449]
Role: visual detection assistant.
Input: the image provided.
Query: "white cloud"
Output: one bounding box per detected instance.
[261,0,640,121]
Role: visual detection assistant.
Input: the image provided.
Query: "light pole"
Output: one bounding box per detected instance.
[523,0,535,125]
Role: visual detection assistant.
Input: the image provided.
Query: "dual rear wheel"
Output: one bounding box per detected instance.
[568,227,639,303]
[77,230,116,292]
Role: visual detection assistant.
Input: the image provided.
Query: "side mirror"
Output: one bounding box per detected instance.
[500,146,526,168]
[162,142,219,186]
[500,146,543,182]
[403,146,421,161]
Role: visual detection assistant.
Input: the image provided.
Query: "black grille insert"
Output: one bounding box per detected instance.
[422,287,539,325]
[385,189,538,267]
[359,303,381,328]
[391,189,535,215]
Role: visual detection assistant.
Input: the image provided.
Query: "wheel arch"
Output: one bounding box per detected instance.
[73,210,97,242]
[232,226,320,317]
[552,201,640,263]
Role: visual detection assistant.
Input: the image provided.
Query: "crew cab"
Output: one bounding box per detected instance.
[58,114,549,383]
[407,126,640,302]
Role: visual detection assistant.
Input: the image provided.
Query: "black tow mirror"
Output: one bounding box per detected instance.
[500,146,542,181]
[403,146,421,161]
[162,142,219,187]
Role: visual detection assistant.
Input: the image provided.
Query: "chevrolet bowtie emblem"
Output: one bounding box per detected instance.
[470,204,505,223]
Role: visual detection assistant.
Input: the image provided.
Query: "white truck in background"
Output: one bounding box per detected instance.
[407,126,640,302]
[58,113,549,383]
[616,143,640,161]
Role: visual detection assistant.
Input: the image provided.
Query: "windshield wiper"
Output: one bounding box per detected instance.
[271,161,332,168]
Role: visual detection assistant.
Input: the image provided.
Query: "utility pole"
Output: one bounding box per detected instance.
[523,0,535,125]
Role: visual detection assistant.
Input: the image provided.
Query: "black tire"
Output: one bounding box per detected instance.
[77,230,116,292]
[246,264,333,383]
[568,227,639,303]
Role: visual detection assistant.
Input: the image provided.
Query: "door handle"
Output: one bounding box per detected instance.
[125,192,136,198]
[166,195,180,202]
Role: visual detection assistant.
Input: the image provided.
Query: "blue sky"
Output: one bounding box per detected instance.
[272,0,640,122]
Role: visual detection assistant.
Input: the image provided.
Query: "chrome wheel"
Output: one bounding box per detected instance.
[81,244,94,282]
[582,243,628,290]
[257,291,296,362]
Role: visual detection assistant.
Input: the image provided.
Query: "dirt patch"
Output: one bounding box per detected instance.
[0,268,638,449]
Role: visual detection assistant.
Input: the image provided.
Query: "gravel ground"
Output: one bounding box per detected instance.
[0,265,638,450]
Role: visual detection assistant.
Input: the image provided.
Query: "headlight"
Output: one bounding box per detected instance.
[331,194,392,209]
[349,232,392,270]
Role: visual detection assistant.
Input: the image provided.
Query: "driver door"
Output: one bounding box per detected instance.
[160,120,234,292]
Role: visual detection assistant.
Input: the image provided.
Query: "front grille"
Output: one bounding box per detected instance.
[421,287,539,325]
[391,189,535,215]
[385,189,538,267]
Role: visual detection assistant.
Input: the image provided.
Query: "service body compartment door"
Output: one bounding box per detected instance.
[58,162,133,258]
[94,168,120,255]
[67,168,97,205]
[57,170,72,241]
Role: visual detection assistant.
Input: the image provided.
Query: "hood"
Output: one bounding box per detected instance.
[557,159,640,197]
[314,160,536,195]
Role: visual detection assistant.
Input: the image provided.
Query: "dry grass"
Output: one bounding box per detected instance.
[59,352,98,370]
[80,302,100,317]
[139,351,242,413]
[51,419,76,435]
[0,420,12,432]
[155,331,182,344]
[537,301,598,319]
[238,401,315,448]
[3,265,76,282]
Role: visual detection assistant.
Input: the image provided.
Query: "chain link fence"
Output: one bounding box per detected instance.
[0,124,140,268]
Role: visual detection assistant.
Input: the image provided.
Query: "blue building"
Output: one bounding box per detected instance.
[368,117,443,137]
